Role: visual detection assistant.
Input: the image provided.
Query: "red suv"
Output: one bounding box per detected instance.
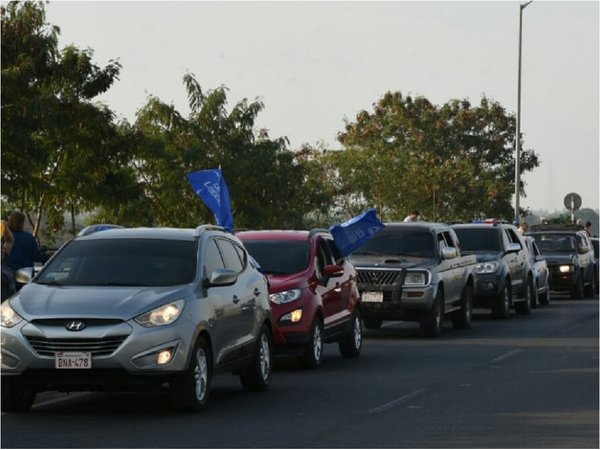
[237,229,362,368]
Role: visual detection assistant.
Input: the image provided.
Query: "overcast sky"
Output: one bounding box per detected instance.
[44,0,599,214]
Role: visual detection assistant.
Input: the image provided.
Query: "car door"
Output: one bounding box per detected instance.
[325,237,353,324]
[202,238,244,367]
[215,238,257,356]
[576,233,594,283]
[504,228,525,295]
[315,237,344,330]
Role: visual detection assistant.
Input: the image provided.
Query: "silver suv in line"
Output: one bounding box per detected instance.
[1,225,273,412]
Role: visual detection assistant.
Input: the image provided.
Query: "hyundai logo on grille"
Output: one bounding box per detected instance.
[65,321,86,332]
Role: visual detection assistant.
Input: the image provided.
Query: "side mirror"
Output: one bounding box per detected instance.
[534,254,545,262]
[15,267,35,284]
[206,268,238,287]
[323,264,344,278]
[441,247,458,260]
[506,243,521,254]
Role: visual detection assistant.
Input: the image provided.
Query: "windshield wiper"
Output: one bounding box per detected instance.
[36,280,64,286]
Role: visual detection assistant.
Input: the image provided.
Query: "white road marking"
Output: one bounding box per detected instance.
[489,349,523,364]
[33,392,90,409]
[368,388,426,414]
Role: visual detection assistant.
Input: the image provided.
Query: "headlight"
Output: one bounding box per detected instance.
[135,300,185,328]
[1,302,23,328]
[404,271,429,286]
[476,262,500,274]
[559,265,574,273]
[270,289,302,304]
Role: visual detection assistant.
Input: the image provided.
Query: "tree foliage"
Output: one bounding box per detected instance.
[326,92,539,222]
[1,1,128,237]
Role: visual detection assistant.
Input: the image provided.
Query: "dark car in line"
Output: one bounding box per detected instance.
[527,225,596,299]
[451,223,534,318]
[523,236,550,306]
[237,229,362,369]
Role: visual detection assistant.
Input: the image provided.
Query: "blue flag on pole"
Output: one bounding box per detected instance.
[187,169,234,232]
[329,209,385,257]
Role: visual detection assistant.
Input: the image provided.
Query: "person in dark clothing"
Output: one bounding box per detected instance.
[4,211,48,272]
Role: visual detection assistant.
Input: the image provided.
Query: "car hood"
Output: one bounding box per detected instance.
[349,254,435,269]
[10,283,190,321]
[265,273,308,293]
[461,251,502,263]
[541,253,575,265]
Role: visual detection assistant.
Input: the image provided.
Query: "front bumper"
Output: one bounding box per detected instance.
[547,266,577,291]
[358,284,436,322]
[473,273,503,301]
[1,316,197,389]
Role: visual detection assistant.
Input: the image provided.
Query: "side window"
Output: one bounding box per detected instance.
[325,238,343,265]
[217,239,244,273]
[234,243,248,269]
[506,229,523,248]
[531,241,540,257]
[204,239,225,278]
[501,230,512,250]
[317,238,335,273]
[437,233,447,256]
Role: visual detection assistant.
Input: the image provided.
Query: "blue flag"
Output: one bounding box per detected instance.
[187,169,234,231]
[329,209,385,257]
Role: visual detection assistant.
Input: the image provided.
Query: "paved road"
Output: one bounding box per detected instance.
[2,295,598,448]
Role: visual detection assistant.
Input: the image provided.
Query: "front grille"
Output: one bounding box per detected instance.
[357,270,404,287]
[25,335,128,357]
[30,318,123,327]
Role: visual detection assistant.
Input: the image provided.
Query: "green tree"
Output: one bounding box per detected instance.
[1,1,128,237]
[128,73,315,229]
[333,92,539,222]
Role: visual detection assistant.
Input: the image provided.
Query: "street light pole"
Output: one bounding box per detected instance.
[514,0,533,225]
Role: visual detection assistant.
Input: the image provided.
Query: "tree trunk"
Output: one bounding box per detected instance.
[32,192,46,240]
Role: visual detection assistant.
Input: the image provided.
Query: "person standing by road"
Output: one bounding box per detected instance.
[518,222,529,235]
[4,211,49,274]
[584,221,593,237]
[1,219,16,300]
[403,210,420,222]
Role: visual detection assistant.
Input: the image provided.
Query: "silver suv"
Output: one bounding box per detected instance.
[1,225,273,412]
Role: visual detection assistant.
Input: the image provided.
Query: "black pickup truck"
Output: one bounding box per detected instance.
[348,222,477,337]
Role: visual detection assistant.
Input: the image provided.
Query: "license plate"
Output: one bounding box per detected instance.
[55,352,92,369]
[362,292,383,303]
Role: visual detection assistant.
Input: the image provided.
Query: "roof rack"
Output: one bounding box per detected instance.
[194,224,226,237]
[77,224,124,237]
[529,223,584,232]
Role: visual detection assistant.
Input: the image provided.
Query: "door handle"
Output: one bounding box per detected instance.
[254,288,261,296]
[232,295,240,304]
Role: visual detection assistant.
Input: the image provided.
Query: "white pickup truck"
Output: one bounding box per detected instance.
[349,222,477,337]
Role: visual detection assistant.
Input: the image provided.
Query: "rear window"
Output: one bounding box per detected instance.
[532,234,576,253]
[353,229,435,259]
[454,228,502,252]
[36,238,198,287]
[242,240,311,275]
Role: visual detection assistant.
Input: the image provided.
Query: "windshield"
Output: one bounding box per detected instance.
[243,240,310,275]
[36,239,198,286]
[454,228,501,252]
[353,229,435,259]
[532,234,576,253]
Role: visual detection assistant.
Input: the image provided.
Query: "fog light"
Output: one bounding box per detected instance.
[157,349,173,365]
[280,309,303,324]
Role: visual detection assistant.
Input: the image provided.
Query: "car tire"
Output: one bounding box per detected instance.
[492,280,511,320]
[339,310,363,358]
[299,317,323,369]
[583,279,595,298]
[570,273,584,299]
[420,289,443,338]
[364,318,383,330]
[0,379,36,413]
[515,278,533,315]
[240,324,273,391]
[452,284,473,330]
[530,280,538,309]
[169,336,211,412]
[538,286,550,305]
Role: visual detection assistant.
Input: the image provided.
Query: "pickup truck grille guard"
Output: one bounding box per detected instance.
[356,268,406,292]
